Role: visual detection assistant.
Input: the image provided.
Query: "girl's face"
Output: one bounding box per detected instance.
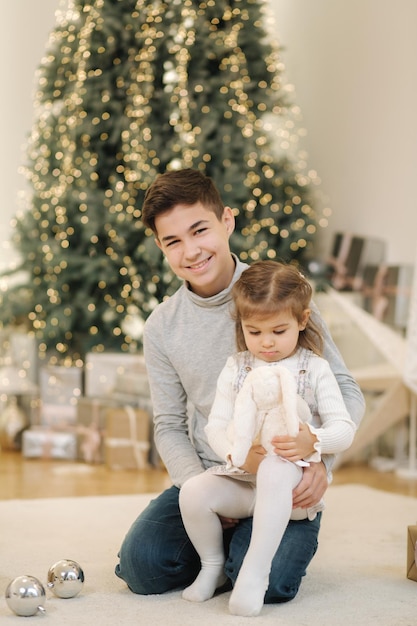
[241,308,310,363]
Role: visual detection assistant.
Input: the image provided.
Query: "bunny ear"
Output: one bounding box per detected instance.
[230,370,260,468]
[274,365,300,437]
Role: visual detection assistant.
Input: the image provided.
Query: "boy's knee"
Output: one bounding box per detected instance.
[115,548,149,594]
[116,538,171,595]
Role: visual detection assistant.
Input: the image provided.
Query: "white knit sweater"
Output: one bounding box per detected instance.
[205,349,357,467]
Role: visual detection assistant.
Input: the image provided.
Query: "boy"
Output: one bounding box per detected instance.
[115,168,364,602]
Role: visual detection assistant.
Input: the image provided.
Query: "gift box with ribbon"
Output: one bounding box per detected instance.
[104,405,151,470]
[407,525,417,581]
[75,396,121,463]
[84,352,147,398]
[362,264,413,330]
[22,427,77,460]
[328,232,386,291]
[39,365,83,428]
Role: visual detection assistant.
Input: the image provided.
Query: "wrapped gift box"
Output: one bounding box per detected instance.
[407,525,417,581]
[104,406,151,470]
[84,352,147,398]
[75,396,121,463]
[113,366,150,398]
[328,232,386,291]
[22,427,77,460]
[40,364,83,428]
[362,264,413,330]
[0,327,38,376]
[104,394,160,466]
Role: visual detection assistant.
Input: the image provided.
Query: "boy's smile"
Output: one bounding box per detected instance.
[154,202,236,297]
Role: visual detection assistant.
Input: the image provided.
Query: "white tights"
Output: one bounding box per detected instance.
[179,455,302,616]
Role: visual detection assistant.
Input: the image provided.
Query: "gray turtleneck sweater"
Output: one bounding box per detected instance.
[143,256,365,488]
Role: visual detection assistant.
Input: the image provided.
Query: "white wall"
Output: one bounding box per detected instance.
[0,1,62,273]
[270,0,417,264]
[1,1,416,273]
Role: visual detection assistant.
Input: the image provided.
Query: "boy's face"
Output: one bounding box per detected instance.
[154,202,236,297]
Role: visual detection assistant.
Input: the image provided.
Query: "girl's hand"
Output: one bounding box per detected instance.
[240,444,266,474]
[271,422,317,462]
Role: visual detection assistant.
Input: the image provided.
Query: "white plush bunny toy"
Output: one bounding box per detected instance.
[228,364,313,469]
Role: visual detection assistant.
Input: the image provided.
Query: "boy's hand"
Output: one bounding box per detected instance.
[219,444,267,528]
[218,515,239,530]
[272,422,317,462]
[292,462,328,509]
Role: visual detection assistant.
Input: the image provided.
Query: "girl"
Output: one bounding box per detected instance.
[179,260,356,617]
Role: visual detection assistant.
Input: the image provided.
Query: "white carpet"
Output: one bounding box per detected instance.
[0,485,416,625]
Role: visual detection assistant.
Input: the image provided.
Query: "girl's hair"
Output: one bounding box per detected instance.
[232,260,323,355]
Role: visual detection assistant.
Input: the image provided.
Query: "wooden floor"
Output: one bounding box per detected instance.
[1,449,417,500]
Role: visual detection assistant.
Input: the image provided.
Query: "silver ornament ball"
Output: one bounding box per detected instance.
[5,575,46,616]
[47,559,84,598]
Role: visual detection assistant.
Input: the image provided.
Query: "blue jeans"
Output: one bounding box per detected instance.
[115,485,321,602]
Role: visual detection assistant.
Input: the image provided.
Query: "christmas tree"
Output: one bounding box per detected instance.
[0,0,323,361]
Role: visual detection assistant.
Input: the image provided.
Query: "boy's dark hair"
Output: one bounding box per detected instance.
[141,168,225,234]
[232,260,324,355]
